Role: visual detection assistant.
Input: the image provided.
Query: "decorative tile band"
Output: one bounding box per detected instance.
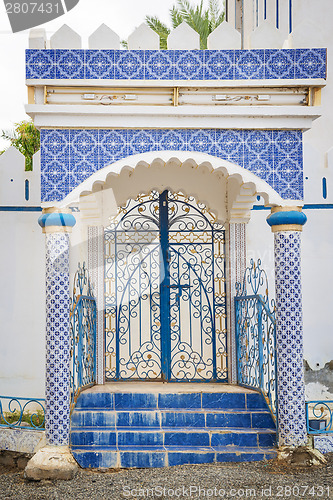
[40,128,303,202]
[274,231,308,447]
[26,48,327,81]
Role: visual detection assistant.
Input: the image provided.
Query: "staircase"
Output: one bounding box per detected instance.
[70,387,277,469]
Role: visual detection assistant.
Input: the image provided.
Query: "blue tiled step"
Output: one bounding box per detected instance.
[72,446,277,469]
[70,390,277,469]
[71,428,276,448]
[74,391,268,411]
[71,409,275,430]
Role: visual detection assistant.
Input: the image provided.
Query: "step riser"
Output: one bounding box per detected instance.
[72,449,277,469]
[71,410,275,430]
[71,430,276,448]
[75,392,269,411]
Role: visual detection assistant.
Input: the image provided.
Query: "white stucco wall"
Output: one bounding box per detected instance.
[0,211,45,397]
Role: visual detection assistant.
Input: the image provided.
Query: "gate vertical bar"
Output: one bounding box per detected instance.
[257,298,264,393]
[159,190,171,380]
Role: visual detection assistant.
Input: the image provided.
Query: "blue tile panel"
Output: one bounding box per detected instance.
[41,128,303,202]
[26,48,327,80]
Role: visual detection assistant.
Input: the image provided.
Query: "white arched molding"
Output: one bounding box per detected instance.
[54,152,292,226]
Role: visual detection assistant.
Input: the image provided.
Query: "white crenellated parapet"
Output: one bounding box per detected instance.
[88,24,120,49]
[29,28,47,49]
[278,0,290,40]
[0,147,41,206]
[265,0,277,27]
[289,20,326,49]
[128,23,160,50]
[50,24,81,49]
[167,22,200,50]
[250,20,286,49]
[207,21,241,50]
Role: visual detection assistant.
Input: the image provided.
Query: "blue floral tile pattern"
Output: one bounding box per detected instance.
[174,50,204,79]
[114,50,144,79]
[55,50,85,79]
[26,49,55,79]
[274,231,308,447]
[85,50,115,79]
[26,48,327,80]
[41,128,304,202]
[235,50,265,80]
[145,50,174,80]
[295,48,327,79]
[45,232,71,446]
[265,49,295,79]
[204,50,234,80]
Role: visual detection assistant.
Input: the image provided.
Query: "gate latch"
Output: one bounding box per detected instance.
[167,284,191,300]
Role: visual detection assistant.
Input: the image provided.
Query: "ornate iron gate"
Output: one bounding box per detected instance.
[235,259,277,420]
[105,191,227,382]
[70,262,96,410]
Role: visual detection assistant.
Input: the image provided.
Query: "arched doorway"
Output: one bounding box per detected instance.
[104,190,227,382]
[62,151,285,387]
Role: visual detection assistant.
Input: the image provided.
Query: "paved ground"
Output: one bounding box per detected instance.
[0,454,332,500]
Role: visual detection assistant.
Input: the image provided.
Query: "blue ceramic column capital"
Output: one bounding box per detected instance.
[38,207,76,234]
[266,206,307,233]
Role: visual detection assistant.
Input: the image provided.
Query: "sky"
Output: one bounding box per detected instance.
[0,0,175,149]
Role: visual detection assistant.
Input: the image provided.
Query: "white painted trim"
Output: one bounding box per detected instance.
[26,78,326,88]
[26,105,321,131]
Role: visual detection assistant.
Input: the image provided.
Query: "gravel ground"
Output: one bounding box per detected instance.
[0,454,332,500]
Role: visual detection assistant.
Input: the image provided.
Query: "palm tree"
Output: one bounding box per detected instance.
[1,120,40,171]
[146,0,225,50]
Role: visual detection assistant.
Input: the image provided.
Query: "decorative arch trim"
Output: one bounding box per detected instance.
[47,151,301,225]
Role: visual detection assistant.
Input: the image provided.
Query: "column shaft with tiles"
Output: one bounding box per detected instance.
[38,208,76,446]
[267,206,307,447]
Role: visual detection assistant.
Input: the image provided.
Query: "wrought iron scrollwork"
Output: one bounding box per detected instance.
[0,396,45,429]
[104,191,227,382]
[235,259,277,421]
[70,262,96,409]
[306,401,333,434]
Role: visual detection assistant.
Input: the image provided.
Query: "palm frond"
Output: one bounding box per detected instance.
[170,6,184,28]
[146,16,170,49]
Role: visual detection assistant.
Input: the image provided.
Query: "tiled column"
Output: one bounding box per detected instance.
[267,206,307,448]
[38,208,76,447]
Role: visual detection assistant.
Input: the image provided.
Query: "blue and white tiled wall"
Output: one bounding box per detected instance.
[26,48,327,81]
[41,128,303,202]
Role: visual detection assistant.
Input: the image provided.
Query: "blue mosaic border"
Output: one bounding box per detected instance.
[40,128,303,202]
[26,48,327,81]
